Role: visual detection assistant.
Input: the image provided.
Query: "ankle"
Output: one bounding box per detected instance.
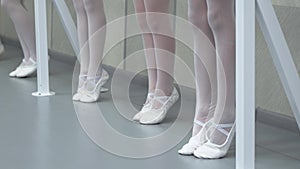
[155,87,173,97]
[30,57,36,62]
[148,88,155,94]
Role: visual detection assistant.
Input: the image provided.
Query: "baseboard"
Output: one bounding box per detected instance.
[256,107,299,133]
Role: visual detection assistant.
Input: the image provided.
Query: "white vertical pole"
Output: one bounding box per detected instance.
[52,0,80,57]
[256,0,300,130]
[236,0,256,169]
[32,0,55,97]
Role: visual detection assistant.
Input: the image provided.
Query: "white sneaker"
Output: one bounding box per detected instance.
[80,69,109,103]
[139,87,179,125]
[133,93,155,121]
[193,121,236,159]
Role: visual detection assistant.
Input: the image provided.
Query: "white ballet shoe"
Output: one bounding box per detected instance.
[80,70,109,103]
[9,66,22,77]
[133,93,155,121]
[9,59,26,77]
[193,121,236,159]
[73,75,88,101]
[73,85,109,101]
[178,120,208,155]
[9,58,35,77]
[15,58,37,78]
[139,87,179,125]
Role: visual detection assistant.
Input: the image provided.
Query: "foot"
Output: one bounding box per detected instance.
[193,121,236,159]
[178,120,207,155]
[80,69,109,103]
[73,74,110,101]
[133,92,155,121]
[139,87,179,125]
[73,75,88,101]
[9,58,37,78]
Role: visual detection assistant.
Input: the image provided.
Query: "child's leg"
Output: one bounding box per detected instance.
[188,0,217,136]
[144,0,175,96]
[132,0,158,121]
[207,0,236,145]
[73,0,90,77]
[134,0,157,93]
[83,0,106,79]
[2,0,36,61]
[136,0,179,124]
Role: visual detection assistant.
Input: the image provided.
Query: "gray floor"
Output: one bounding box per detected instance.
[0,44,300,169]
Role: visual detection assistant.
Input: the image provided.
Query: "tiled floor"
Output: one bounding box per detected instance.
[0,44,300,169]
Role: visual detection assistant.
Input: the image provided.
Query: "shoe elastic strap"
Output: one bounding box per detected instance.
[87,76,102,81]
[152,95,171,108]
[194,120,205,127]
[29,58,36,64]
[147,93,154,99]
[214,123,234,136]
[143,93,154,106]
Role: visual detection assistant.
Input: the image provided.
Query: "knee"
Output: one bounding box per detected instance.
[146,15,166,33]
[83,0,102,14]
[1,0,17,12]
[136,15,151,32]
[188,8,209,30]
[207,7,226,31]
[73,0,85,14]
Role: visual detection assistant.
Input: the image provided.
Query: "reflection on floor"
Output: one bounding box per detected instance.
[0,44,299,169]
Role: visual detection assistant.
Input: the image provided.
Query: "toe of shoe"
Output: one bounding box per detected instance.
[178,147,195,155]
[140,116,162,125]
[9,71,17,77]
[193,146,223,159]
[16,68,36,78]
[80,95,97,103]
[72,93,82,101]
[133,113,143,121]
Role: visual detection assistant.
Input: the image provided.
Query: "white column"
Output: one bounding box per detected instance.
[32,0,55,97]
[52,0,80,57]
[256,0,300,130]
[236,0,256,169]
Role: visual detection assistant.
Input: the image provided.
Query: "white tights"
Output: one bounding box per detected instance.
[72,0,106,90]
[2,0,36,61]
[189,0,235,144]
[134,0,175,97]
